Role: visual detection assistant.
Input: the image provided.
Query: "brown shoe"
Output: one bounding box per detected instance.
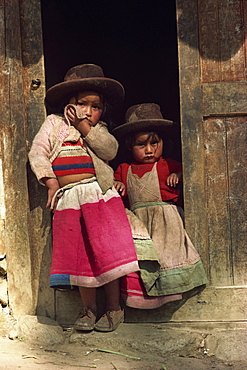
[94,310,124,332]
[74,307,96,331]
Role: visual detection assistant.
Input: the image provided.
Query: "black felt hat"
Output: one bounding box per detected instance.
[112,103,177,140]
[45,64,125,108]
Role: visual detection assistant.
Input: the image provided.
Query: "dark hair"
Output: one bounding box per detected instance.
[125,131,161,149]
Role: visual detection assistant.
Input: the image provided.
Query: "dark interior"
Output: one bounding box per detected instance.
[41,0,181,161]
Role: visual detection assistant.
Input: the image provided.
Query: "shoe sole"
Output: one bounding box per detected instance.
[74,324,95,331]
[94,315,124,332]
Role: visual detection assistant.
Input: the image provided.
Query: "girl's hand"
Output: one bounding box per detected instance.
[66,105,91,136]
[42,177,60,210]
[114,181,126,196]
[166,173,181,187]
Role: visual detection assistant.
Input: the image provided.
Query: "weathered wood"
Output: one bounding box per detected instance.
[56,285,247,327]
[0,157,5,257]
[20,0,54,318]
[0,0,52,318]
[203,118,234,286]
[0,0,33,316]
[176,0,209,270]
[202,82,247,115]
[0,2,6,258]
[226,116,247,285]
[175,0,247,322]
[125,286,247,323]
[198,0,247,83]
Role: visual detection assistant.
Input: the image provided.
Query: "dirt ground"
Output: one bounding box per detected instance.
[1,324,247,370]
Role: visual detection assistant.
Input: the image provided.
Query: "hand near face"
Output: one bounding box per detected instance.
[66,91,103,136]
[66,105,91,136]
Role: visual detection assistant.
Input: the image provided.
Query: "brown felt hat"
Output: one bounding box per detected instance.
[112,103,177,140]
[45,64,125,108]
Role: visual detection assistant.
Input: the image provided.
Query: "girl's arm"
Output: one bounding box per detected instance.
[29,116,62,210]
[165,158,183,187]
[42,177,60,209]
[28,115,58,184]
[114,163,128,196]
[65,105,91,137]
[65,105,118,161]
[83,122,119,161]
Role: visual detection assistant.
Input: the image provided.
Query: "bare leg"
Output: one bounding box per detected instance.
[104,279,121,311]
[74,287,97,331]
[94,279,123,331]
[79,287,97,314]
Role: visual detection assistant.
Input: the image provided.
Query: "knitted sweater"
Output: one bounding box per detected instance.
[28,113,118,194]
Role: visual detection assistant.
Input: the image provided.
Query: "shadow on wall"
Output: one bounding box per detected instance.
[176,1,246,61]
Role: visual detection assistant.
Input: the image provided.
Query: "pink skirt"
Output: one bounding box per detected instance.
[50,179,139,288]
[121,272,182,309]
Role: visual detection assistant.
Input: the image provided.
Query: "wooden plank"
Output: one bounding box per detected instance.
[176,0,210,273]
[20,0,54,317]
[125,287,247,323]
[0,2,6,257]
[198,1,221,82]
[0,0,33,316]
[202,82,247,115]
[57,286,247,326]
[226,116,247,285]
[198,0,247,82]
[218,0,246,81]
[203,118,233,285]
[203,115,247,286]
[176,0,247,322]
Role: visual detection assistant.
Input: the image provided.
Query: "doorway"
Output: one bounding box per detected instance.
[41,0,180,159]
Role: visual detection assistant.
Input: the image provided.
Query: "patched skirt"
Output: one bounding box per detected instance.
[121,202,207,309]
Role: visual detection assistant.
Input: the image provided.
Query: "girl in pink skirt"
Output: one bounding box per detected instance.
[29,64,139,332]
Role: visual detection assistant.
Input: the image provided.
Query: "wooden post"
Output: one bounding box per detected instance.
[0,0,33,316]
[0,0,53,318]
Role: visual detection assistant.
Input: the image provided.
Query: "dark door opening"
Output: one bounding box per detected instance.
[41,0,180,160]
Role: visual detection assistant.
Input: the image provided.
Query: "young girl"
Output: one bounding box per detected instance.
[28,64,139,332]
[113,103,207,309]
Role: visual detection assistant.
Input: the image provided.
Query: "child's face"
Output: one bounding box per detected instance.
[131,132,163,163]
[69,90,103,126]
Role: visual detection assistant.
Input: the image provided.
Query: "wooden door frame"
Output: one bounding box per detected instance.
[0,0,51,318]
[173,0,247,323]
[1,0,246,324]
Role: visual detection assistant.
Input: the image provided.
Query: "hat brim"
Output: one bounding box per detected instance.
[45,77,125,108]
[112,119,178,140]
